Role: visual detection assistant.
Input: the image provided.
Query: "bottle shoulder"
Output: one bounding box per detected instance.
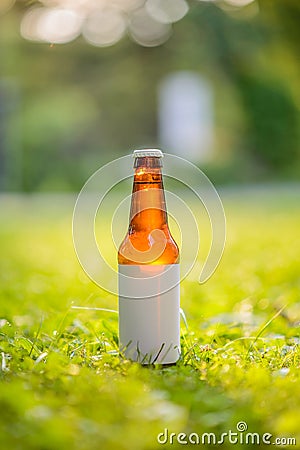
[118,227,179,265]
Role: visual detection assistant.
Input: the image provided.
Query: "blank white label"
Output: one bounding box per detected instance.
[118,264,180,364]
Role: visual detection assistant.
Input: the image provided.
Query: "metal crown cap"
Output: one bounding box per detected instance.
[132,149,163,158]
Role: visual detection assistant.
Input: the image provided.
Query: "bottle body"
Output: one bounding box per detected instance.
[118,150,180,364]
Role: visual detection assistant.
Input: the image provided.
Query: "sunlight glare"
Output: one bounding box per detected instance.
[20,7,82,43]
[82,7,126,47]
[146,0,189,24]
[129,7,172,47]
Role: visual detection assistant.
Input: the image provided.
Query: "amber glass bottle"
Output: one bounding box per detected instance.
[118,149,180,364]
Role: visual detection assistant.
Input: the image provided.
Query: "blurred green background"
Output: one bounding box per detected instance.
[0,0,299,191]
[1,2,300,449]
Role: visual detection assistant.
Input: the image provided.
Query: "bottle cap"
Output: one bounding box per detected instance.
[132,149,163,158]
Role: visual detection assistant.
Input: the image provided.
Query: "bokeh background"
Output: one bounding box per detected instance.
[1,3,300,449]
[0,0,299,192]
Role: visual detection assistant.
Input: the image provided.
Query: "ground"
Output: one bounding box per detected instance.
[0,185,299,449]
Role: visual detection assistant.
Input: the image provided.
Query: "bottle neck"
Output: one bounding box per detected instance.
[129,163,168,232]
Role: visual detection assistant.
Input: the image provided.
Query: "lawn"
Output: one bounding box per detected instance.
[0,185,299,449]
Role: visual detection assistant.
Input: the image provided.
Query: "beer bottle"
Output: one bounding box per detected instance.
[118,149,180,364]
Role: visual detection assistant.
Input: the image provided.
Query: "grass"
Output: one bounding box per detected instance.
[0,185,300,449]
